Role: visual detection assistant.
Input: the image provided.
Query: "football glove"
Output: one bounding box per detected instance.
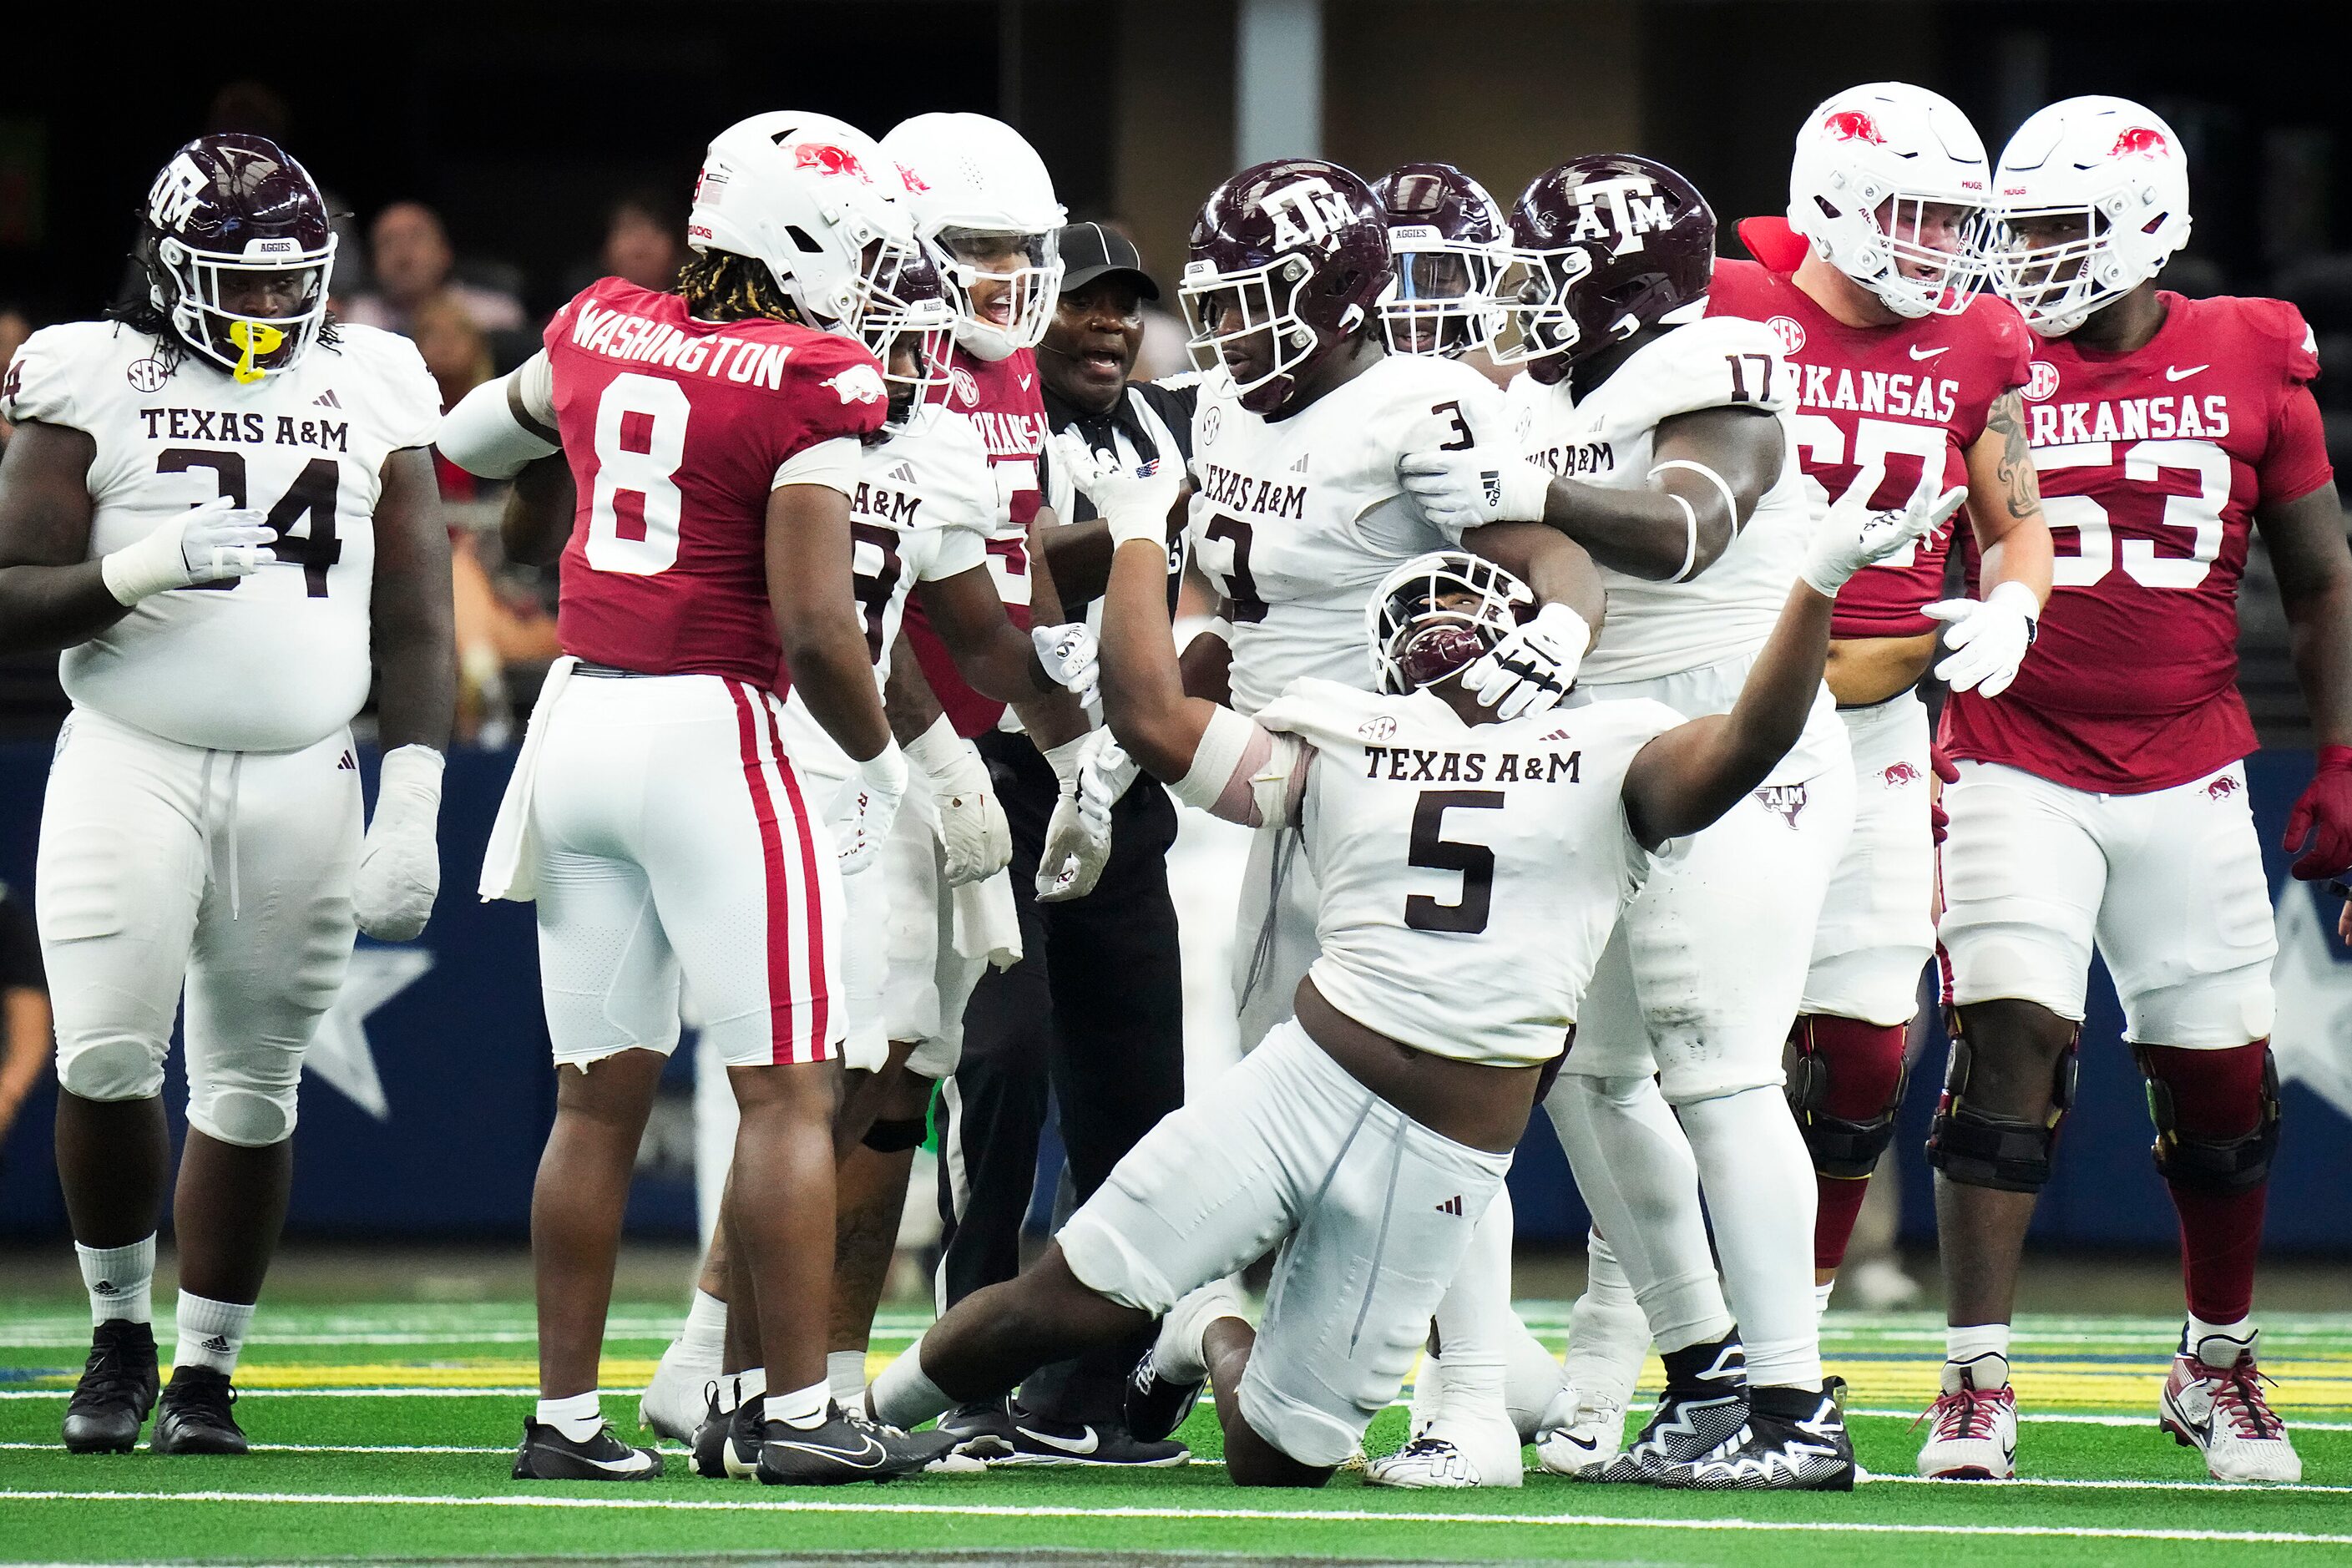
[905,716,1010,886]
[1395,447,1551,535]
[1925,580,2041,699]
[1031,620,1102,714]
[1036,731,1117,903]
[1464,602,1591,721]
[1801,485,1967,598]
[831,741,908,876]
[354,746,444,942]
[1051,430,1182,549]
[102,494,276,605]
[2285,745,2352,881]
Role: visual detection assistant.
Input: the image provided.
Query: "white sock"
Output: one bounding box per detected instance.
[76,1237,155,1327]
[681,1289,728,1358]
[2188,1313,2254,1350]
[1564,1232,1652,1409]
[1813,1280,1835,1322]
[1429,1188,1515,1428]
[1946,1323,2011,1389]
[867,1338,952,1429]
[827,1348,868,1405]
[1678,1085,1823,1391]
[537,1390,603,1442]
[765,1379,829,1431]
[1154,1276,1244,1384]
[173,1292,255,1377]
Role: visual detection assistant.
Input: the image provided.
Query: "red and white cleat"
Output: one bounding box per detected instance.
[2162,1328,2301,1483]
[1915,1358,2016,1479]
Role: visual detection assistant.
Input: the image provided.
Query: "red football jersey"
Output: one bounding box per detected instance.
[902,345,1049,735]
[1709,219,2033,638]
[1941,292,2334,793]
[544,280,888,688]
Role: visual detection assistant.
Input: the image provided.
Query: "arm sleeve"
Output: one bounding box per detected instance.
[438,352,560,479]
[771,435,864,496]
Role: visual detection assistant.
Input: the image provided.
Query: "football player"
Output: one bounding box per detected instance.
[1370,162,1510,359]
[1636,81,2050,1354]
[859,417,1940,1490]
[440,112,962,1485]
[0,134,453,1457]
[1398,154,1877,1490]
[1922,96,2349,1485]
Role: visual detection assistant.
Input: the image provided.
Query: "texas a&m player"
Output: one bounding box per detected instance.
[0,134,453,1459]
[441,111,954,1485]
[1924,96,2352,1485]
[1707,83,2053,1311]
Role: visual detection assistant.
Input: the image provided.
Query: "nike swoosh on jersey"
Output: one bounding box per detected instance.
[1014,1423,1100,1455]
[1909,345,1951,362]
[2166,364,2210,381]
[1017,375,1034,390]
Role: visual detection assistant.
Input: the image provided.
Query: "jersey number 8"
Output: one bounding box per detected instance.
[585,373,690,576]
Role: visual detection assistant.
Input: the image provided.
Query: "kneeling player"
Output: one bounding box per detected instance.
[858,429,1940,1486]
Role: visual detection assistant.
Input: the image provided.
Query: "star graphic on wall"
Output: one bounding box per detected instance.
[2269,878,2352,1120]
[302,947,434,1121]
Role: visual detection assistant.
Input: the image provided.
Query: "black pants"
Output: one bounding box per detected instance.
[935,730,1186,1422]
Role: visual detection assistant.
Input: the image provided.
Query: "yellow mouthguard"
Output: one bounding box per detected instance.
[229,320,287,384]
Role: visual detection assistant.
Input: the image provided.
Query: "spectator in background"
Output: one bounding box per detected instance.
[346,201,524,336]
[412,295,496,499]
[601,190,685,291]
[0,879,52,1166]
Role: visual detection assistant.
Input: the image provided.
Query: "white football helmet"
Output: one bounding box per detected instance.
[881,113,1067,361]
[688,112,916,336]
[1788,83,1990,318]
[1989,95,2192,337]
[1367,551,1533,695]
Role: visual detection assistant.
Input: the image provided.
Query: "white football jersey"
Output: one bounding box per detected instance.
[2,321,442,752]
[1186,353,1513,716]
[1510,316,1811,685]
[1255,679,1680,1068]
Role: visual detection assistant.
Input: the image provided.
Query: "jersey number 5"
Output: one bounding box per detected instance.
[585,373,690,575]
[1404,788,1504,933]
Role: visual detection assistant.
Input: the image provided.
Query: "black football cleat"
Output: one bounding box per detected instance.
[510,1418,663,1481]
[1599,1333,1751,1485]
[689,1382,732,1479]
[62,1319,160,1454]
[1125,1348,1206,1446]
[150,1366,248,1455]
[933,1396,1019,1463]
[1005,1404,1188,1467]
[1668,1386,1856,1491]
[755,1405,956,1485]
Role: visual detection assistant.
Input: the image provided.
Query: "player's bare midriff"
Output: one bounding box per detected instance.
[1826,629,1940,708]
[1293,977,1545,1154]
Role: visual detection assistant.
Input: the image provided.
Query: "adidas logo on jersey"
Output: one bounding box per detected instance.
[1434,1195,1464,1216]
[885,462,917,485]
[1289,453,1310,473]
[312,389,342,408]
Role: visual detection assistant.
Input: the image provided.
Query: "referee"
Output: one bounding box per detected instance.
[935,225,1196,1464]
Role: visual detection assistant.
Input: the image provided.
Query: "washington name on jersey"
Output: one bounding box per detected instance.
[1,319,442,751]
[1942,293,2334,793]
[1252,680,1680,1068]
[1186,352,1513,716]
[1709,234,2033,638]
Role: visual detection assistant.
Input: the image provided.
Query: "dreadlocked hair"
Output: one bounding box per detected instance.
[677,249,810,326]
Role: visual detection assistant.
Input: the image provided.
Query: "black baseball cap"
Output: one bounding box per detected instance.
[1056,221,1159,300]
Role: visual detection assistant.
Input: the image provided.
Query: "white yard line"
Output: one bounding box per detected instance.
[4,1488,2350,1546]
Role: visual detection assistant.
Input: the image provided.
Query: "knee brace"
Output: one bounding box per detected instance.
[2136,1043,2280,1195]
[862,1114,929,1154]
[56,1037,167,1103]
[1785,1015,1909,1181]
[1924,1022,2077,1194]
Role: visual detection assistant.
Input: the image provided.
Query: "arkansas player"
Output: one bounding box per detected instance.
[440,112,953,1485]
[1706,83,2054,1318]
[1924,97,2352,1485]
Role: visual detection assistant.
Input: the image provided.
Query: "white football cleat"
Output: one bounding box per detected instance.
[1365,1409,1524,1489]
[1916,1357,2017,1479]
[1535,1388,1627,1478]
[2162,1328,2300,1483]
[640,1333,723,1444]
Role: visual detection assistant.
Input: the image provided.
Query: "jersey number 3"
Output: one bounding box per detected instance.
[1404,788,1503,933]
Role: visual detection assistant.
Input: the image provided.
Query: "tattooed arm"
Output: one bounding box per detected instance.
[1961,389,2054,603]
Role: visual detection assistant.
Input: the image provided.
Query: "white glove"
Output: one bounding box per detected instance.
[904,715,1010,886]
[1076,732,1137,837]
[1036,731,1115,903]
[1800,484,1968,598]
[1030,620,1101,713]
[354,745,444,942]
[1925,580,2041,700]
[1464,602,1591,721]
[1396,448,1551,535]
[1051,430,1181,548]
[831,740,908,876]
[101,494,276,605]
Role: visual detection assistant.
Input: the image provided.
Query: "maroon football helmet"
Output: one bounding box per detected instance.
[861,241,959,430]
[1370,162,1508,358]
[1181,159,1390,414]
[136,133,337,383]
[1494,154,1715,384]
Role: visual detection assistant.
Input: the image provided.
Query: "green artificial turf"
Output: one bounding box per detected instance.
[3,1303,2348,1565]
